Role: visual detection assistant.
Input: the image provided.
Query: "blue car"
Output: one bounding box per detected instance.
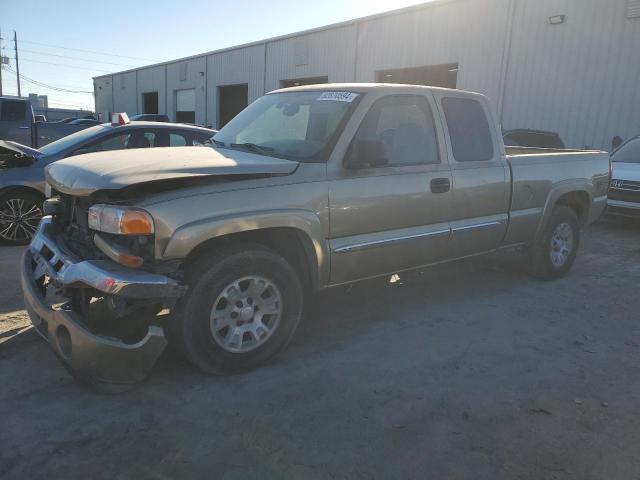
[0,118,216,245]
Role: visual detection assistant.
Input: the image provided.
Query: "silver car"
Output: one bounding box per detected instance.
[0,121,216,245]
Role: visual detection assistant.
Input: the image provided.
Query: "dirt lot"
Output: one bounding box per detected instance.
[1,219,639,479]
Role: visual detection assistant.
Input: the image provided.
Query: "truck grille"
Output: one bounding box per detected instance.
[52,194,97,258]
[609,179,640,203]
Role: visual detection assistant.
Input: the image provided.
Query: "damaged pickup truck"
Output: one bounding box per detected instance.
[21,84,610,390]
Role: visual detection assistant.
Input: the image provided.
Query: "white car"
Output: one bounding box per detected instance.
[609,136,640,217]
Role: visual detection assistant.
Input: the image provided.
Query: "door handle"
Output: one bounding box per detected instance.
[430,177,450,194]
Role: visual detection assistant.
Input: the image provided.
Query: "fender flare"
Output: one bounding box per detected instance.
[162,209,330,286]
[534,181,593,241]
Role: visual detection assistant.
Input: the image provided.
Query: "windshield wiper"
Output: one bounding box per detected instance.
[211,138,225,147]
[230,142,275,156]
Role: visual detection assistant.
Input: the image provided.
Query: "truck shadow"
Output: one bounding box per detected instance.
[154,250,530,383]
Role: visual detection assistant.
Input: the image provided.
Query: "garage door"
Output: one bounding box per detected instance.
[176,89,195,123]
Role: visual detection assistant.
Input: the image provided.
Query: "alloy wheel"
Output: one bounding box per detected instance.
[0,198,43,244]
[209,275,283,353]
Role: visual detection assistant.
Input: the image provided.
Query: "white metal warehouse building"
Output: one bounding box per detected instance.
[94,0,640,151]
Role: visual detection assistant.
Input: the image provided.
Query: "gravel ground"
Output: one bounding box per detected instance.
[1,219,639,480]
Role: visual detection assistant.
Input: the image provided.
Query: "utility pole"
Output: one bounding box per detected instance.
[0,29,3,96]
[14,31,20,97]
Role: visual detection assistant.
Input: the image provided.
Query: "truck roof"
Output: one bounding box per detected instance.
[270,82,485,98]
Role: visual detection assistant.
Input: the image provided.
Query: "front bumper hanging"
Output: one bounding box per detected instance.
[21,217,186,388]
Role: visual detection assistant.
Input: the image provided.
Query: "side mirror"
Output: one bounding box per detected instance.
[344,140,389,169]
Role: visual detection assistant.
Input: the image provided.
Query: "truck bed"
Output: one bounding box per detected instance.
[502,149,610,246]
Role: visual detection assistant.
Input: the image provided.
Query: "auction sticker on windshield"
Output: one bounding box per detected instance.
[317,91,359,102]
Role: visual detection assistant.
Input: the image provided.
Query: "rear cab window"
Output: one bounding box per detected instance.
[441,97,494,162]
[1,100,27,122]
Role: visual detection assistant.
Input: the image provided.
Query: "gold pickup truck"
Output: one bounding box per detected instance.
[21,84,610,390]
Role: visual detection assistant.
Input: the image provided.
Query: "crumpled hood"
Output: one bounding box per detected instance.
[611,162,640,183]
[0,140,42,168]
[45,146,299,196]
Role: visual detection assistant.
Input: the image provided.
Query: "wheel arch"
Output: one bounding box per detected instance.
[0,184,46,200]
[535,184,592,241]
[164,210,329,291]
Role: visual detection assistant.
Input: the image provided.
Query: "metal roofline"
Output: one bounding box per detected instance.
[93,0,459,80]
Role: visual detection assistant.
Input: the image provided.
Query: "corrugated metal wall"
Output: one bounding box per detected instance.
[166,57,207,125]
[112,71,136,115]
[206,43,266,128]
[355,0,510,112]
[136,65,166,116]
[95,0,640,150]
[93,76,113,121]
[501,0,640,150]
[264,24,358,92]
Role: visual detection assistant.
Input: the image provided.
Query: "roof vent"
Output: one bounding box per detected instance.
[628,0,640,18]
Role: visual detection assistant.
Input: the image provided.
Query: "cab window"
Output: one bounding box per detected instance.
[81,132,133,153]
[442,97,494,162]
[349,95,439,166]
[169,133,187,146]
[612,138,640,164]
[0,100,27,122]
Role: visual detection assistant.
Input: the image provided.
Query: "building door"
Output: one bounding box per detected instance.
[175,89,196,123]
[377,64,458,88]
[143,92,158,114]
[218,84,248,129]
[280,76,329,88]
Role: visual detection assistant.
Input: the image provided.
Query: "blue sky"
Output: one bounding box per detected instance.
[1,0,428,111]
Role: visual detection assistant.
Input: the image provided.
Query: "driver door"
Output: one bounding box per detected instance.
[328,93,453,284]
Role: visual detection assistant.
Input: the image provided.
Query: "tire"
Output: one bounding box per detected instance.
[527,205,580,280]
[0,190,44,246]
[169,244,303,375]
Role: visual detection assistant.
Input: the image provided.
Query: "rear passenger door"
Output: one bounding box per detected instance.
[435,92,509,257]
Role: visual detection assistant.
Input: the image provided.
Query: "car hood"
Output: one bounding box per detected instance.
[611,162,640,183]
[0,140,42,168]
[45,146,299,196]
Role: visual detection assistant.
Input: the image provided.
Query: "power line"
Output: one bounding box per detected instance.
[18,39,158,62]
[4,66,94,93]
[10,57,112,73]
[19,48,137,68]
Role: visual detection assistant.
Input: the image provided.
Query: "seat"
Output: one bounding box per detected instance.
[128,136,152,149]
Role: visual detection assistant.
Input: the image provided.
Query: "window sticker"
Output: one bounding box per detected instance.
[317,91,359,103]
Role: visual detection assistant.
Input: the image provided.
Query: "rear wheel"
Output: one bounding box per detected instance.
[169,244,303,374]
[0,190,44,246]
[527,205,580,280]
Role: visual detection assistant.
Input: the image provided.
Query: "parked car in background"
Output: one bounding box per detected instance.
[608,135,640,217]
[503,129,566,149]
[0,96,95,147]
[22,84,610,389]
[34,115,47,123]
[0,116,216,245]
[130,114,170,122]
[68,118,102,126]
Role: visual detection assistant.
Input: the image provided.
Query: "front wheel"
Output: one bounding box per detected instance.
[0,191,44,246]
[170,244,303,375]
[527,205,580,280]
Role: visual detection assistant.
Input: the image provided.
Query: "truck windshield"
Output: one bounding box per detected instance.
[39,125,109,156]
[213,91,360,162]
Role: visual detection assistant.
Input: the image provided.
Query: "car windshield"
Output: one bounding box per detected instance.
[213,90,360,162]
[39,125,110,156]
[611,138,640,163]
